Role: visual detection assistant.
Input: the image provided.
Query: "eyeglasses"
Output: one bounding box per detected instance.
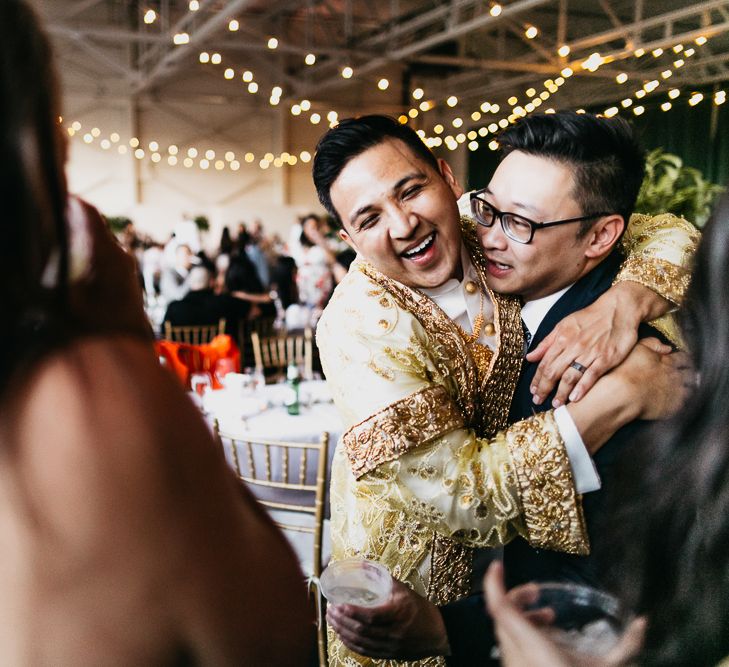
[470,189,611,244]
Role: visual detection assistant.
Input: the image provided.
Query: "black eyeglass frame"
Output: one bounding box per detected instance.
[469,189,612,244]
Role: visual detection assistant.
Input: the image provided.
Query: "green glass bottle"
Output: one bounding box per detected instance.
[285,362,301,415]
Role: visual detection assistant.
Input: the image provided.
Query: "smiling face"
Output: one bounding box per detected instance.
[329,139,464,289]
[477,150,600,302]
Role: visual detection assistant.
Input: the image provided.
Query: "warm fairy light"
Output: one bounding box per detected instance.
[378,78,389,90]
[621,98,633,108]
[305,53,316,65]
[291,104,301,116]
[468,141,479,151]
[245,153,255,163]
[408,108,418,118]
[652,48,663,57]
[558,45,570,57]
[635,89,646,98]
[228,19,239,31]
[300,99,311,111]
[341,66,353,79]
[143,9,156,24]
[189,0,199,10]
[149,140,159,151]
[525,87,536,97]
[187,147,198,158]
[200,159,209,170]
[471,111,482,121]
[674,59,685,68]
[412,88,424,100]
[661,102,672,111]
[242,70,253,82]
[224,68,234,79]
[490,4,502,17]
[310,113,321,124]
[151,153,162,163]
[689,92,704,106]
[110,132,120,143]
[616,72,628,84]
[134,148,145,158]
[489,140,499,150]
[272,86,282,97]
[168,145,178,155]
[327,110,338,122]
[452,117,463,128]
[210,53,222,65]
[130,137,140,148]
[525,25,538,39]
[668,88,680,99]
[267,37,278,49]
[300,151,312,163]
[247,81,258,93]
[696,36,708,46]
[173,32,189,45]
[633,105,645,115]
[634,48,645,57]
[662,69,673,79]
[673,44,684,53]
[199,52,210,63]
[561,67,573,77]
[168,155,178,166]
[434,124,444,134]
[446,95,458,107]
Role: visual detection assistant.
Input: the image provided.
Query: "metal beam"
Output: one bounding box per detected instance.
[301,0,552,96]
[134,0,256,93]
[566,1,729,53]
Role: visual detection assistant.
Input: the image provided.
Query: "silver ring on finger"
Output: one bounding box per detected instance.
[569,360,588,374]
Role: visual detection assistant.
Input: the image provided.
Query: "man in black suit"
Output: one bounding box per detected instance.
[325,111,684,665]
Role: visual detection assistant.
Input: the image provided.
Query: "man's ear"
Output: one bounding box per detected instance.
[338,228,357,252]
[584,215,625,259]
[438,158,464,199]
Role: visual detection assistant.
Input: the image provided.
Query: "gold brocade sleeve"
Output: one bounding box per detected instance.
[617,212,700,306]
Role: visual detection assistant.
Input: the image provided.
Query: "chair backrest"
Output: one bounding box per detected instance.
[215,425,330,665]
[163,318,226,345]
[214,426,329,578]
[251,328,313,382]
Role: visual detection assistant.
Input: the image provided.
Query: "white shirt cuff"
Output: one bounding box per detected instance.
[553,405,601,494]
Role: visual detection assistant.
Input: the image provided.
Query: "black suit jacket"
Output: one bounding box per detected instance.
[441,251,668,665]
[163,289,250,337]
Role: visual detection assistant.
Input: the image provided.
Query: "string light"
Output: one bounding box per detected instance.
[412,88,424,100]
[378,78,389,90]
[341,66,353,79]
[490,4,502,17]
[228,19,239,31]
[305,53,316,65]
[188,0,199,10]
[173,33,189,45]
[616,73,628,84]
[143,9,156,24]
[267,37,278,49]
[211,53,222,65]
[558,45,570,57]
[525,25,538,39]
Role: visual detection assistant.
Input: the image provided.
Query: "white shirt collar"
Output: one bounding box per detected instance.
[521,284,573,337]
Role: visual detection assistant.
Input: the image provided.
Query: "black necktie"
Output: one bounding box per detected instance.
[522,319,532,354]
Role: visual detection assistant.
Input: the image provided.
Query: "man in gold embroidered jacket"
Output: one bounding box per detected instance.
[312,116,696,667]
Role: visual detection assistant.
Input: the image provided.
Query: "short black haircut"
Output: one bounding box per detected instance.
[312,115,440,228]
[497,111,646,236]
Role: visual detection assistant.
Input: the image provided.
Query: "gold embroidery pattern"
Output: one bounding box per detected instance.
[505,412,589,555]
[343,385,465,479]
[357,261,479,426]
[427,535,472,605]
[462,218,525,437]
[327,625,445,666]
[615,256,691,307]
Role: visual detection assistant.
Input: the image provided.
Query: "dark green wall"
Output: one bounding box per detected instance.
[467,84,729,190]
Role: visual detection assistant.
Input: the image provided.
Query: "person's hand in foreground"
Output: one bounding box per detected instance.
[528,282,672,407]
[326,576,450,660]
[484,561,646,667]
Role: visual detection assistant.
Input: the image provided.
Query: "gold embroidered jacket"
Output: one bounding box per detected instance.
[318,214,697,667]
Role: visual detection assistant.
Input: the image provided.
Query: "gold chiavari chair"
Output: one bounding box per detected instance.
[250,328,313,382]
[214,424,329,665]
[163,318,226,345]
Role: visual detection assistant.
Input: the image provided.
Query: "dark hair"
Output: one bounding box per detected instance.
[219,226,233,255]
[270,256,298,309]
[1,0,69,395]
[312,115,440,228]
[601,192,729,666]
[497,111,645,236]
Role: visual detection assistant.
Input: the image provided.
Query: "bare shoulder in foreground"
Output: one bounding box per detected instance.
[1,336,313,666]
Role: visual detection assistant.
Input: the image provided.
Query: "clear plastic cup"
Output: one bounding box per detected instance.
[319,559,392,607]
[527,582,631,657]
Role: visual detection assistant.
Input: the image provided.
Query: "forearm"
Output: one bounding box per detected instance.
[607,280,673,322]
[565,374,640,454]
